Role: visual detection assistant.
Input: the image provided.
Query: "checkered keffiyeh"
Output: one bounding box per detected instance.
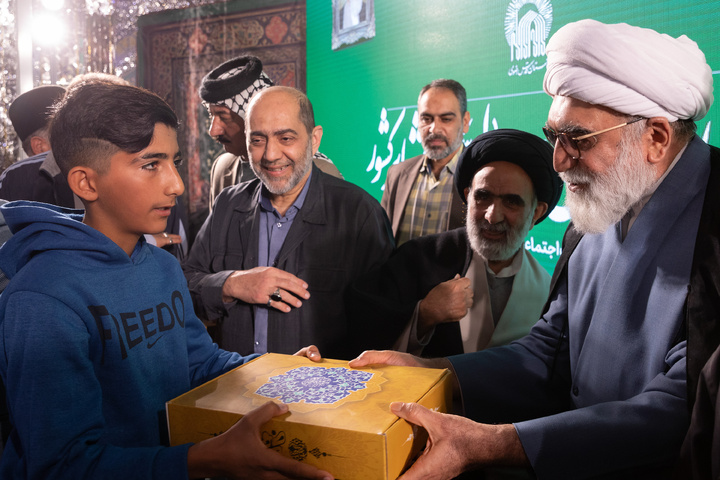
[216,70,273,119]
[199,55,275,119]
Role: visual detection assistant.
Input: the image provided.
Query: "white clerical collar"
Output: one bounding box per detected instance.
[477,247,523,279]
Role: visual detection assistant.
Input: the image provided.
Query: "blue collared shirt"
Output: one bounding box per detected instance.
[253,171,312,353]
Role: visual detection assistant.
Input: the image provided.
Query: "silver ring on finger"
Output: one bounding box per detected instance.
[270,288,282,302]
[267,298,273,308]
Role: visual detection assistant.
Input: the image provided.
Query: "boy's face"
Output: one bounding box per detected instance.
[88,123,184,255]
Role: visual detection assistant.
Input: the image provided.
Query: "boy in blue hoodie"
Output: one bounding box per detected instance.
[0,83,333,480]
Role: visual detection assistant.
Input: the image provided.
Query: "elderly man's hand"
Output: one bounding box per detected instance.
[294,345,322,362]
[390,402,528,480]
[348,350,431,369]
[222,266,310,312]
[418,274,472,336]
[349,351,457,399]
[187,402,334,479]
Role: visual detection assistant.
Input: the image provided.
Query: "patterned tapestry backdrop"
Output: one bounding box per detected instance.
[138,1,307,236]
[1,0,229,171]
[0,0,17,171]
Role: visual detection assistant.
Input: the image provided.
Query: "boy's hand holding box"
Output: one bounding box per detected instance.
[167,353,452,480]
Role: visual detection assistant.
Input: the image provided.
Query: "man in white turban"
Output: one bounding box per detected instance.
[350,19,719,479]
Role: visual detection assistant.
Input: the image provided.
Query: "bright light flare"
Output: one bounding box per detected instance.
[32,13,67,46]
[41,0,65,10]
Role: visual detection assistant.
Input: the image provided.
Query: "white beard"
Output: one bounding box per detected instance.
[467,203,535,262]
[561,132,657,235]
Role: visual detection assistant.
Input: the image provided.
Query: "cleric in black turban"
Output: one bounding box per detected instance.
[454,128,563,223]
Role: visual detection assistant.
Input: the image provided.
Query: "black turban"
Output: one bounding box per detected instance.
[9,85,66,142]
[199,55,274,118]
[454,129,562,224]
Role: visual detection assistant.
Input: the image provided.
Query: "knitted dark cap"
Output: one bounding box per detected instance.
[8,85,66,141]
[199,55,274,118]
[455,129,563,224]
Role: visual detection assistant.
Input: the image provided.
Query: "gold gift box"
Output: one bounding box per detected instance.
[166,353,451,480]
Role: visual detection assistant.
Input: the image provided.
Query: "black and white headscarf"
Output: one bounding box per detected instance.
[199,55,274,119]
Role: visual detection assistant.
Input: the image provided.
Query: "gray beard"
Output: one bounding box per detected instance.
[467,206,535,262]
[422,129,464,161]
[251,141,313,195]
[560,133,657,235]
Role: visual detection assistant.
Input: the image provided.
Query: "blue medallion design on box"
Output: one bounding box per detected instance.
[256,367,374,404]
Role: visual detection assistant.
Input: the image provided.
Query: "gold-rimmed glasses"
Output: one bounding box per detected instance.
[542,117,645,160]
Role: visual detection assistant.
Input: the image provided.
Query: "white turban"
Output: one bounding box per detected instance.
[543,19,713,121]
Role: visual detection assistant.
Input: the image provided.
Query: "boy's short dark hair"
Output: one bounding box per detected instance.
[50,83,179,175]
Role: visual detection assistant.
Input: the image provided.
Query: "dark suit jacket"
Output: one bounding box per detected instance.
[348,227,473,357]
[349,227,549,357]
[183,165,394,360]
[675,343,720,480]
[0,151,75,208]
[380,154,465,242]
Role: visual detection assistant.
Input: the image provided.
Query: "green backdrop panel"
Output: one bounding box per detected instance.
[307,0,720,273]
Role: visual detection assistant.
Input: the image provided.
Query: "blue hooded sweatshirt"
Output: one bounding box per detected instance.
[0,201,253,479]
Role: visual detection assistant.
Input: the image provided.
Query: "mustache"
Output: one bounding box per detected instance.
[423,133,449,144]
[260,160,292,168]
[560,165,596,184]
[214,135,230,144]
[477,220,508,234]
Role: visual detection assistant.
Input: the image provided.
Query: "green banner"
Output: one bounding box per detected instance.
[307,0,720,273]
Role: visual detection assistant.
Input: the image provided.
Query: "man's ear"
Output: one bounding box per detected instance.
[462,111,471,134]
[311,125,323,154]
[644,117,673,165]
[530,201,549,229]
[67,166,99,202]
[30,136,51,156]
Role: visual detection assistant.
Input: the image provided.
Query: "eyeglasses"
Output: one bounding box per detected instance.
[542,117,645,160]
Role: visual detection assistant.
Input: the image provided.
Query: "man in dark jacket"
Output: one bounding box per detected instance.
[0,85,75,207]
[184,86,394,360]
[350,129,562,358]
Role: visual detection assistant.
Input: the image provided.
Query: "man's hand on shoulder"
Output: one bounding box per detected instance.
[222,266,310,312]
[418,274,472,336]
